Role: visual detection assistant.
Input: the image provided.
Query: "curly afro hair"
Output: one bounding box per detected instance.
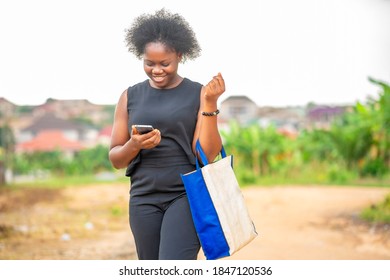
[125,9,201,62]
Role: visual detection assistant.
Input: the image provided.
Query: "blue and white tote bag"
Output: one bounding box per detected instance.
[181,140,258,260]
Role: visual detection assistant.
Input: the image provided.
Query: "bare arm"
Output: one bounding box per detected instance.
[109,90,161,169]
[192,73,225,163]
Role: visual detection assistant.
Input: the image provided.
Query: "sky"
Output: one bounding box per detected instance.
[0,0,389,107]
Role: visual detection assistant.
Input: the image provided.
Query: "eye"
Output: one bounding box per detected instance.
[161,63,170,67]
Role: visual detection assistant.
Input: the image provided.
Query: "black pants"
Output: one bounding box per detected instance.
[129,192,200,260]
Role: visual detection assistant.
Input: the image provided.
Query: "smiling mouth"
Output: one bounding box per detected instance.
[153,76,166,83]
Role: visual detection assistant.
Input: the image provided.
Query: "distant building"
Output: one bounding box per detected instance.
[16,130,84,158]
[306,105,348,129]
[219,95,258,125]
[257,106,305,134]
[97,125,113,146]
[17,113,98,146]
[2,94,352,152]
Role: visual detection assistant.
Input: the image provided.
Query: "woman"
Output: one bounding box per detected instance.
[109,9,225,260]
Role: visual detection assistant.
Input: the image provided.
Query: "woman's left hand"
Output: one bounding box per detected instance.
[204,72,225,102]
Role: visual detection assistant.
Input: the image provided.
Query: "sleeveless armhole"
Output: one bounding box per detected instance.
[125,85,141,177]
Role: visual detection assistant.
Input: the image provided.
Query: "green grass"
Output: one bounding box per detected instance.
[245,176,390,188]
[360,194,390,223]
[237,170,390,188]
[3,166,389,191]
[4,174,129,190]
[234,162,390,188]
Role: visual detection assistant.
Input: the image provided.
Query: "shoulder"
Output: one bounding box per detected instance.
[127,80,149,94]
[126,80,150,103]
[183,77,203,89]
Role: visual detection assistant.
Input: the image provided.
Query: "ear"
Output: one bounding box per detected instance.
[177,53,183,62]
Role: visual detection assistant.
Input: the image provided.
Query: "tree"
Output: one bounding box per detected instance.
[297,129,337,163]
[322,77,390,177]
[0,125,15,185]
[327,103,373,170]
[221,121,292,183]
[368,78,390,172]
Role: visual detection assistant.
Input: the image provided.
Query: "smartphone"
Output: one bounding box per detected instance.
[134,125,154,134]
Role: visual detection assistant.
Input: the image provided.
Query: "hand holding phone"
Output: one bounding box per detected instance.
[131,125,161,150]
[134,125,154,135]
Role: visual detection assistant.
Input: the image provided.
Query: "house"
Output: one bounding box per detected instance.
[97,125,113,146]
[257,106,305,134]
[219,95,258,125]
[17,113,99,146]
[218,95,308,136]
[305,105,348,129]
[16,130,84,158]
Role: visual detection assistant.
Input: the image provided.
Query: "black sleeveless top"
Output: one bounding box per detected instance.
[125,78,202,178]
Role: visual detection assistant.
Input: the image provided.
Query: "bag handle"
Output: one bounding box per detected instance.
[195,139,227,168]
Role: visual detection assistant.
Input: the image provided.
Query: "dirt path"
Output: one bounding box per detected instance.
[225,186,390,260]
[1,184,389,260]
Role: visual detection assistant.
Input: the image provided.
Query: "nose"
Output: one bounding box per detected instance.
[152,66,163,75]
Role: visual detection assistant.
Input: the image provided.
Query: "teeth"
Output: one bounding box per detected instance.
[154,76,165,82]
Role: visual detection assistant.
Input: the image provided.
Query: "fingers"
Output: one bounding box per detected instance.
[216,72,225,89]
[131,128,161,149]
[150,129,161,146]
[131,125,138,136]
[207,79,218,92]
[141,129,161,149]
[206,72,225,93]
[214,73,225,90]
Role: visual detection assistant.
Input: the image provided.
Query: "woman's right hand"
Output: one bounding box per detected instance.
[130,125,161,150]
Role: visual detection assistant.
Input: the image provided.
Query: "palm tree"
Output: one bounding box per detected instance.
[328,103,373,170]
[368,78,390,171]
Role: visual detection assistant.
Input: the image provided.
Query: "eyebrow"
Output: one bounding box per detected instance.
[144,59,171,64]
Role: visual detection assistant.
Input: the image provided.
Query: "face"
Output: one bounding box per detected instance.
[143,42,182,89]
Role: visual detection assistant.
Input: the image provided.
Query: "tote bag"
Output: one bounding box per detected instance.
[181,140,258,260]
